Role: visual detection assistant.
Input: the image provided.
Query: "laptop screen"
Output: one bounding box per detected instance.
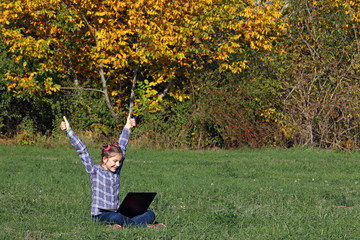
[117,192,157,218]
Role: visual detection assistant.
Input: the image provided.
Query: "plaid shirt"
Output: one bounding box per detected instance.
[68,128,130,216]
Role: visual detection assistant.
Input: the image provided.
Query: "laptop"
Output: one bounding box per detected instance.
[117,192,157,218]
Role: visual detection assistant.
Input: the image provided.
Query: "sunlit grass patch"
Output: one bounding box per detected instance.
[1,146,360,239]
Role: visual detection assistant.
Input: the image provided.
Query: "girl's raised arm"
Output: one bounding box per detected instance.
[117,114,136,158]
[60,116,95,173]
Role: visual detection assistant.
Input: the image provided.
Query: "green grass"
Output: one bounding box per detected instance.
[1,145,360,239]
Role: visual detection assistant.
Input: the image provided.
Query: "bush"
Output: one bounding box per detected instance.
[130,65,282,149]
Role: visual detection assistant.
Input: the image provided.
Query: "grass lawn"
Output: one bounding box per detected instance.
[0,145,360,239]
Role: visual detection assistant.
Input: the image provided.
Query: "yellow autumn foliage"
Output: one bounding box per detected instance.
[0,0,287,112]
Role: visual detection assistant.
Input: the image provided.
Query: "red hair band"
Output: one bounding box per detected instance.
[104,144,119,151]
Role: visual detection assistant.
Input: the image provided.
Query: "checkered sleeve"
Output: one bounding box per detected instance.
[118,127,130,158]
[68,130,95,174]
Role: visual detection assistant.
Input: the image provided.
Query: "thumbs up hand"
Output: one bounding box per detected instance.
[125,113,136,129]
[60,116,71,132]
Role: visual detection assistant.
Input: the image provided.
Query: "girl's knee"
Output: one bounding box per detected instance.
[99,212,121,224]
[147,210,156,220]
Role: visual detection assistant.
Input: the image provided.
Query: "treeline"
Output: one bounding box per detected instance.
[1,0,360,150]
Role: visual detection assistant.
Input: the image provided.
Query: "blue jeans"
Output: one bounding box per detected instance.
[94,210,156,228]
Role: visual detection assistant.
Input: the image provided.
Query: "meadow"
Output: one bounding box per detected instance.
[1,145,360,239]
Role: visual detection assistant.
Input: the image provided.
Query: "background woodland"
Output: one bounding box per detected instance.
[1,0,360,150]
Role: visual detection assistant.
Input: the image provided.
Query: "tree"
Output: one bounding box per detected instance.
[0,0,286,117]
[274,0,360,148]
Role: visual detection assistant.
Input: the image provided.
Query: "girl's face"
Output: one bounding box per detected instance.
[102,153,123,172]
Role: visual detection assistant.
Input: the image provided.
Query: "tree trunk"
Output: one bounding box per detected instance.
[129,66,138,117]
[99,61,115,117]
[79,9,116,117]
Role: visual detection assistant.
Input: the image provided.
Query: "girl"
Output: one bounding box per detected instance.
[60,115,163,229]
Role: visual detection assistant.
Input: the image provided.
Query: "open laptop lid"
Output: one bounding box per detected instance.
[117,192,157,218]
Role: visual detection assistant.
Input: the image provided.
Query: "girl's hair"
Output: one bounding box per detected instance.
[101,143,123,162]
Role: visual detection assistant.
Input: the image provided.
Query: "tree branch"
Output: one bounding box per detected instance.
[60,86,104,94]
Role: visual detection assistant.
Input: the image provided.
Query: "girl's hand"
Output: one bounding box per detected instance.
[125,113,136,129]
[60,116,71,132]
